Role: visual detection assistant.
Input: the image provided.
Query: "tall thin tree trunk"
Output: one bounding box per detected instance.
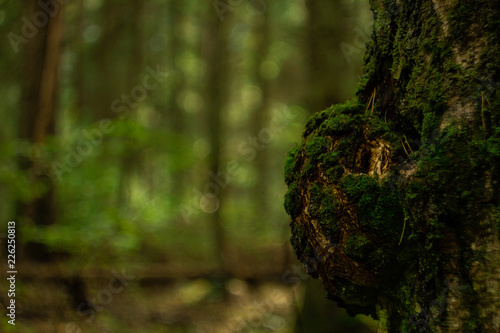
[305,0,355,112]
[251,4,271,222]
[18,0,64,261]
[285,1,500,332]
[93,0,123,120]
[166,0,186,203]
[72,0,85,120]
[201,7,230,271]
[117,0,145,208]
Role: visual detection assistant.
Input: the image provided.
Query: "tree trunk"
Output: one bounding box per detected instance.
[284,1,500,332]
[116,0,144,208]
[18,0,64,261]
[71,0,85,120]
[250,3,271,224]
[92,0,128,120]
[165,0,187,204]
[305,0,357,111]
[201,5,230,271]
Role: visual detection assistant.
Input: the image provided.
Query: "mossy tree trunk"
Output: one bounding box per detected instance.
[284,1,500,332]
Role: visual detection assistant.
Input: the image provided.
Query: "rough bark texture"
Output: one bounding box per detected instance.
[284,1,500,332]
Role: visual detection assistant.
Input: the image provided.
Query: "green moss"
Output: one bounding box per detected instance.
[410,128,490,223]
[460,284,484,332]
[319,113,352,136]
[339,174,404,239]
[344,234,376,262]
[328,276,378,316]
[335,136,360,157]
[448,1,490,44]
[284,145,300,185]
[396,124,495,330]
[494,208,500,237]
[284,181,300,218]
[318,187,340,236]
[340,174,380,202]
[329,100,364,115]
[486,127,500,157]
[308,183,323,218]
[301,134,330,182]
[304,135,329,161]
[322,152,341,170]
[326,164,344,182]
[302,162,318,181]
[364,184,403,238]
[304,110,329,138]
[308,183,341,236]
[290,223,309,259]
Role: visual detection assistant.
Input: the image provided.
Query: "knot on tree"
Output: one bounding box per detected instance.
[284,101,407,317]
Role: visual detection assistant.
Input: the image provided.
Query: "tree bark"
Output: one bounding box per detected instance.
[285,1,500,332]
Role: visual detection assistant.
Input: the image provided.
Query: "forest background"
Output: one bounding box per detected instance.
[0,0,378,332]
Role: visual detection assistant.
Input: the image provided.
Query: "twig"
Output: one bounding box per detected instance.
[365,88,376,114]
[371,87,376,114]
[481,92,486,129]
[400,138,410,157]
[404,134,413,154]
[398,218,407,246]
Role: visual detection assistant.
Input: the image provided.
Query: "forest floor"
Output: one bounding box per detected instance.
[1,264,301,332]
[0,248,378,332]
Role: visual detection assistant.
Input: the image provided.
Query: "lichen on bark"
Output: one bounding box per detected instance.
[284,0,500,332]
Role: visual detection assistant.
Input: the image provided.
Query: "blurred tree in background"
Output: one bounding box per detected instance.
[0,0,375,332]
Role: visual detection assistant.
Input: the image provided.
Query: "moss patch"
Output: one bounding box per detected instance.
[344,234,376,262]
